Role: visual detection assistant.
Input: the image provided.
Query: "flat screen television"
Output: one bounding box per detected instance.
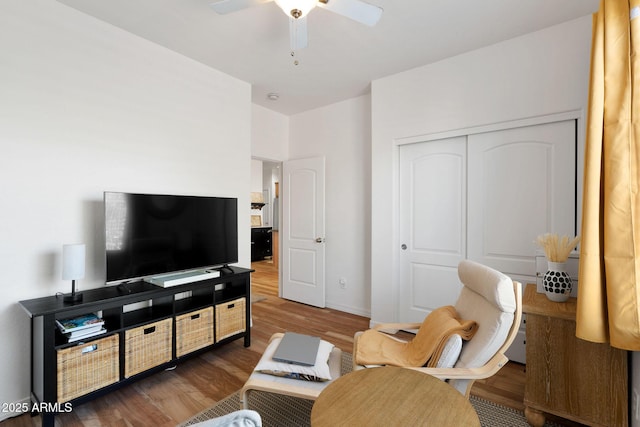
[104,192,238,284]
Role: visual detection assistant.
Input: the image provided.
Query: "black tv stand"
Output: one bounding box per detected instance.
[19,266,253,427]
[217,264,235,275]
[116,282,132,294]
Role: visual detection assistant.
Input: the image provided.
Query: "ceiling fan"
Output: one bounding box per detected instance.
[209,0,383,50]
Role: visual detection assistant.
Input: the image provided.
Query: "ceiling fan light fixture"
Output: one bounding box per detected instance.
[275,0,317,19]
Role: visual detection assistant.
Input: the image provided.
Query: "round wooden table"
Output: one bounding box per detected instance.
[310,366,480,427]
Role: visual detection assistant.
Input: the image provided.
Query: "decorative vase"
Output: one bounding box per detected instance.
[543,261,572,302]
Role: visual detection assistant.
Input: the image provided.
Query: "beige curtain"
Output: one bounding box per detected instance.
[576,0,640,350]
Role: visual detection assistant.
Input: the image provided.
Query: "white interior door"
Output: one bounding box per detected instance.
[398,137,467,323]
[281,156,326,307]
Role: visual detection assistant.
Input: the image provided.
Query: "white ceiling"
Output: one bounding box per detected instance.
[56,0,599,116]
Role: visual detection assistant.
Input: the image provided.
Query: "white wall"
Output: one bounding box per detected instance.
[0,0,251,417]
[289,95,371,316]
[251,104,289,162]
[370,16,593,324]
[251,159,263,192]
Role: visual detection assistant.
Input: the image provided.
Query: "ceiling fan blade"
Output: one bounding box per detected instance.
[317,0,382,26]
[209,0,273,14]
[290,16,308,50]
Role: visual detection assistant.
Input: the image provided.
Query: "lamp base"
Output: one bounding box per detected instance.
[63,292,83,303]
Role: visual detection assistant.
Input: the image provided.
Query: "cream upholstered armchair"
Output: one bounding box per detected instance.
[352,259,522,398]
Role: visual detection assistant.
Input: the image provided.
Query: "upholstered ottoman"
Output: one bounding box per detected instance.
[240,333,343,409]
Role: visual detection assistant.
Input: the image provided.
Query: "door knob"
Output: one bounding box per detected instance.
[315,237,325,243]
[401,244,407,250]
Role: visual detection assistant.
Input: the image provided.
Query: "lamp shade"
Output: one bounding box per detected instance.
[62,244,85,281]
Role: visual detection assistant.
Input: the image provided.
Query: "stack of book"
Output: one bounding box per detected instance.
[56,313,106,343]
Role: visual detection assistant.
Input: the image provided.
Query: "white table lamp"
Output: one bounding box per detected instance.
[62,243,85,302]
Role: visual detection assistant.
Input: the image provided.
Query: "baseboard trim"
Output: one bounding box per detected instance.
[325,301,370,318]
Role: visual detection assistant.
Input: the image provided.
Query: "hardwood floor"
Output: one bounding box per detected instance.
[1,260,577,426]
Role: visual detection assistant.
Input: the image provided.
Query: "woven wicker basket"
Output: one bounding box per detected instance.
[215,297,246,341]
[56,334,119,403]
[176,307,214,357]
[124,318,172,378]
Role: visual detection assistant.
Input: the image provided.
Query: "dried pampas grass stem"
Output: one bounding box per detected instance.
[535,233,580,263]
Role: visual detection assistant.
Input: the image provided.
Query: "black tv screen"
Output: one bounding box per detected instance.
[104,192,238,284]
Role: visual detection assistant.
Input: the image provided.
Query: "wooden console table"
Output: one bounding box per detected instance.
[523,284,628,426]
[311,366,480,426]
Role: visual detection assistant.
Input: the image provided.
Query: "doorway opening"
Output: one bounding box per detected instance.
[251,158,281,297]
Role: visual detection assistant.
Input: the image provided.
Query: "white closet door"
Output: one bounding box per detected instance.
[467,120,576,278]
[398,137,467,323]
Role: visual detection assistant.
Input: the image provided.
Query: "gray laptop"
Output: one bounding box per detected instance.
[272,332,321,366]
